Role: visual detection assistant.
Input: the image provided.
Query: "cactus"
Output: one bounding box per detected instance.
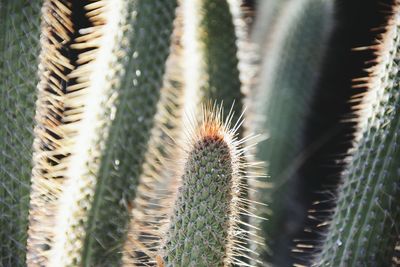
[314,3,400,266]
[0,1,42,266]
[161,106,251,267]
[182,0,243,120]
[181,2,259,262]
[121,9,185,265]
[27,0,177,266]
[27,1,125,265]
[3,1,400,267]
[249,0,333,264]
[81,1,177,266]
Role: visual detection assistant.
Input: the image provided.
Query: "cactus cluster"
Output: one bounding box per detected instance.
[1,0,400,267]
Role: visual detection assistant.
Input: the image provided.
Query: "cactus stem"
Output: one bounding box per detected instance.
[161,103,263,267]
[121,10,185,265]
[27,1,124,265]
[314,2,400,265]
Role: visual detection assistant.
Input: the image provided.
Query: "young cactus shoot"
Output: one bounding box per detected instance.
[161,104,263,267]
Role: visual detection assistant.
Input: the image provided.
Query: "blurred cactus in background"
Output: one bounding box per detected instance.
[1,0,400,267]
[248,0,333,265]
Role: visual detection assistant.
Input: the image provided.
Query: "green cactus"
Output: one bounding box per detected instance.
[249,0,333,264]
[182,0,243,120]
[0,1,42,266]
[81,1,177,266]
[181,2,257,262]
[314,5,400,266]
[162,108,245,267]
[27,1,177,266]
[121,11,185,265]
[4,1,400,267]
[27,1,126,265]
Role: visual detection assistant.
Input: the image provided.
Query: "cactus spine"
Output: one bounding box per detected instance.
[162,107,247,266]
[315,3,400,266]
[0,1,42,266]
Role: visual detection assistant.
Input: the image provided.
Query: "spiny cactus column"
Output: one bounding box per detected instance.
[121,6,185,266]
[82,1,177,266]
[250,0,332,265]
[182,2,253,262]
[0,1,42,266]
[27,1,177,266]
[314,4,400,266]
[162,107,246,267]
[28,1,127,266]
[249,0,333,264]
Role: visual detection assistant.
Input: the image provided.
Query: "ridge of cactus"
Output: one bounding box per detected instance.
[314,3,400,266]
[27,1,130,265]
[121,6,185,266]
[81,1,178,266]
[249,0,334,264]
[0,1,42,266]
[161,104,260,267]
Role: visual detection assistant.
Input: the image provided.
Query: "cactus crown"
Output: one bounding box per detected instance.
[161,104,256,267]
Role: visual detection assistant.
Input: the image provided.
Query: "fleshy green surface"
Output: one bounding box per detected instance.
[164,136,234,267]
[251,0,333,264]
[0,2,41,266]
[82,1,177,266]
[316,14,400,266]
[198,0,243,121]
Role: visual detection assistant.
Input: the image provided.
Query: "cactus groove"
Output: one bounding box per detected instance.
[315,3,400,266]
